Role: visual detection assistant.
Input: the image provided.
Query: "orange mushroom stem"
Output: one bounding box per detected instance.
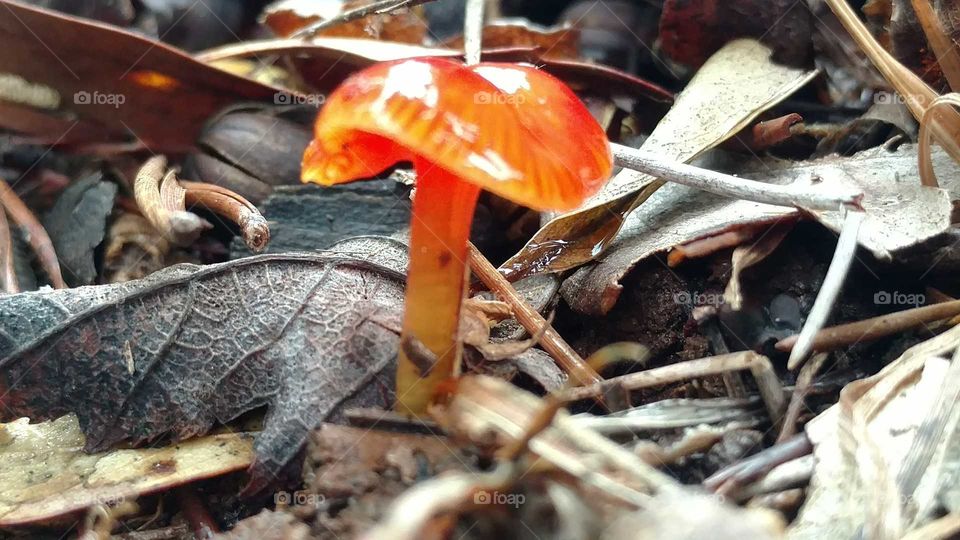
[302,58,612,415]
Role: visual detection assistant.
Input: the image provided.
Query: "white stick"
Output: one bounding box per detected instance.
[610,143,863,211]
[464,0,485,66]
[788,208,865,369]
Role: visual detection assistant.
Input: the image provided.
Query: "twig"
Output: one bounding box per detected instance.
[0,178,66,288]
[776,298,960,353]
[467,242,602,387]
[560,351,786,430]
[610,143,863,211]
[288,0,437,39]
[180,181,270,253]
[776,352,827,443]
[0,207,18,293]
[787,209,865,370]
[464,0,485,65]
[703,433,813,496]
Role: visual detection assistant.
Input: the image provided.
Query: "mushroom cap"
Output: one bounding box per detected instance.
[302,58,612,211]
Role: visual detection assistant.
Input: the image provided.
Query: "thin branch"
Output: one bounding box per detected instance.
[787,209,865,369]
[0,178,65,289]
[610,143,863,211]
[180,181,270,253]
[463,0,485,65]
[560,351,786,429]
[776,298,960,353]
[0,206,16,293]
[466,242,602,388]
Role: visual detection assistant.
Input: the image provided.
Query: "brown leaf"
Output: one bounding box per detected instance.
[0,236,408,489]
[197,39,674,106]
[442,21,580,59]
[0,1,281,151]
[262,0,427,43]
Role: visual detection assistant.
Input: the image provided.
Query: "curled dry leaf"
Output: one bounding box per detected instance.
[134,156,211,247]
[103,213,173,283]
[561,144,960,317]
[0,415,254,527]
[0,236,408,490]
[500,39,817,280]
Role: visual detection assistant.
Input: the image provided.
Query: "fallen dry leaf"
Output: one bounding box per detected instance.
[442,20,581,59]
[500,39,818,280]
[0,415,254,527]
[0,236,408,489]
[0,0,282,151]
[560,143,960,316]
[262,0,427,43]
[789,324,960,539]
[197,38,674,107]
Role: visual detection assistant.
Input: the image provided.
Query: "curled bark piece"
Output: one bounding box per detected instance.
[0,178,65,289]
[181,181,270,253]
[134,156,211,247]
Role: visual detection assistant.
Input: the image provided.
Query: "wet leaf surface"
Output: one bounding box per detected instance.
[0,236,408,488]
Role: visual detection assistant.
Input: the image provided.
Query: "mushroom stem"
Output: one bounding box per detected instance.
[396,160,481,415]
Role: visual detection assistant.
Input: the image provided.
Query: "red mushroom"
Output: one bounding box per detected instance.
[302,58,612,415]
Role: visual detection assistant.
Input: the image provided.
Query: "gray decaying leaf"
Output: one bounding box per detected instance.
[562,144,960,316]
[0,236,408,489]
[42,173,117,286]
